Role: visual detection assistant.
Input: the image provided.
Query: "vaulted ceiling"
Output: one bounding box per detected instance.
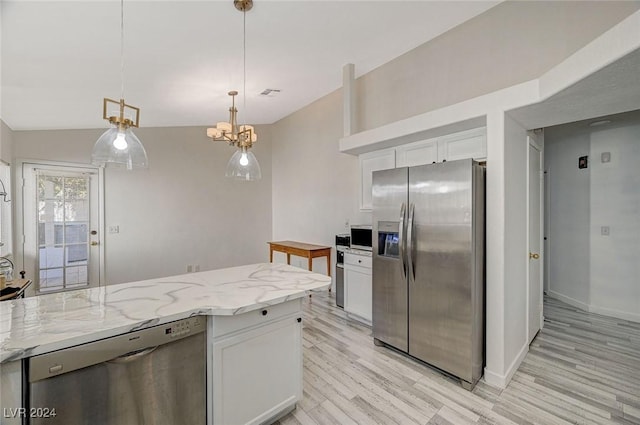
[1,1,499,130]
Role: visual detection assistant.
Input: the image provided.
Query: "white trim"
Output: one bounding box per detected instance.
[547,291,640,323]
[14,158,105,295]
[343,63,356,137]
[547,290,590,312]
[526,134,544,345]
[339,81,536,155]
[588,304,640,324]
[537,11,640,101]
[483,110,506,384]
[525,138,531,344]
[339,10,640,156]
[97,166,106,286]
[483,342,528,390]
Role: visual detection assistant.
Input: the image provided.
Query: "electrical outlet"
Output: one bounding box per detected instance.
[108,225,120,234]
[601,226,610,236]
[187,265,193,273]
[194,265,200,272]
[344,219,349,229]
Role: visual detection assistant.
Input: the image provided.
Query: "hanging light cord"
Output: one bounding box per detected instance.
[120,0,125,101]
[242,8,247,131]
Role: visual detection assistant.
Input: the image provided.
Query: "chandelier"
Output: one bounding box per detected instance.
[207,0,261,181]
[92,0,148,170]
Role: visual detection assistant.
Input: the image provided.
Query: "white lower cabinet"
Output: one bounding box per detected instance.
[344,252,372,324]
[209,300,303,425]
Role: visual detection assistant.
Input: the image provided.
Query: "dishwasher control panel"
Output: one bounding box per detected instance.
[164,316,204,338]
[29,316,206,383]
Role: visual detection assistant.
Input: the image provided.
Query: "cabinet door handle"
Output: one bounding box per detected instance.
[261,309,268,316]
[358,260,362,263]
[297,317,302,323]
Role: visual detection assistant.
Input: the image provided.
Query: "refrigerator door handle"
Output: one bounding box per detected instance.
[407,203,416,281]
[398,202,407,279]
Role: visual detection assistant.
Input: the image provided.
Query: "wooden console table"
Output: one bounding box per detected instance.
[268,241,331,278]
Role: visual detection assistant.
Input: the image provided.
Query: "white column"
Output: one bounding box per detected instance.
[342,63,355,137]
[484,109,506,388]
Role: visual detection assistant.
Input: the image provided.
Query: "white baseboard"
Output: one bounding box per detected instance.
[589,303,640,323]
[483,342,529,389]
[547,291,640,323]
[547,290,589,311]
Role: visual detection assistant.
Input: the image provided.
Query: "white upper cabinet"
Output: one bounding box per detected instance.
[359,149,395,210]
[358,127,486,211]
[395,137,438,168]
[437,127,486,162]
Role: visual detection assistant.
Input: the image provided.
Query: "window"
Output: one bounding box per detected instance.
[37,173,90,292]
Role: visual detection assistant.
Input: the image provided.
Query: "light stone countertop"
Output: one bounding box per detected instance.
[0,263,331,363]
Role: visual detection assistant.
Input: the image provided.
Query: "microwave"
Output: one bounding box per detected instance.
[350,225,372,251]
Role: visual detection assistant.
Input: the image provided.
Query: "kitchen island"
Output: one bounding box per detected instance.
[0,263,331,425]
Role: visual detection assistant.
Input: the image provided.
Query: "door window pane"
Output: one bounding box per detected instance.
[36,173,91,293]
[39,268,64,292]
[65,265,88,286]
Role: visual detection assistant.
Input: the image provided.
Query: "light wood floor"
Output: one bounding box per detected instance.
[277,293,640,425]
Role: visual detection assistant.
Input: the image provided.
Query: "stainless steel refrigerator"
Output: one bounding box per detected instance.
[372,159,484,389]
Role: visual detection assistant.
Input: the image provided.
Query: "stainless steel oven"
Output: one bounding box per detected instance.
[25,317,206,425]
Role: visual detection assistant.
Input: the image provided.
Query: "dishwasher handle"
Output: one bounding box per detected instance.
[107,346,158,364]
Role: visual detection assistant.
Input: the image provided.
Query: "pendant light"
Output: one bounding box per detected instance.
[207,0,261,181]
[92,0,148,170]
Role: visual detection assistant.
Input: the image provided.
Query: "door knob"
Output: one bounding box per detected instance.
[91,241,100,246]
[529,252,540,259]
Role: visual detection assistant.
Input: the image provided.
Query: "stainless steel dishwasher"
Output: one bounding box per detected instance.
[25,317,206,425]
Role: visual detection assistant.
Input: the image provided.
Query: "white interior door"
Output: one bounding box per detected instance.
[22,163,102,293]
[528,136,543,343]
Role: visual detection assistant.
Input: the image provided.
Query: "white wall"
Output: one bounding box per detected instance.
[0,121,13,257]
[502,113,529,373]
[355,1,640,133]
[0,120,13,164]
[545,110,640,322]
[270,89,368,281]
[13,125,272,285]
[271,1,640,387]
[545,125,591,306]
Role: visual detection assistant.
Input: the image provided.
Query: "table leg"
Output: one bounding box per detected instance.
[326,254,331,277]
[286,253,291,265]
[269,248,274,263]
[307,256,313,272]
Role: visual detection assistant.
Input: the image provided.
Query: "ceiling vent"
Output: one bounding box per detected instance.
[260,89,281,97]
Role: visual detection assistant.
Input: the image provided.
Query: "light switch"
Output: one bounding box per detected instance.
[601,152,611,163]
[601,226,610,236]
[108,225,120,234]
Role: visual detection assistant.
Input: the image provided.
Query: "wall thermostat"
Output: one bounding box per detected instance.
[578,156,588,169]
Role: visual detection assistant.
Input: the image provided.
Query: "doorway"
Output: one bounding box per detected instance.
[527,132,543,344]
[543,110,640,323]
[19,162,104,294]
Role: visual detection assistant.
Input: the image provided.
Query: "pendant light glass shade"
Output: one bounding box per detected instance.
[225,148,261,181]
[92,126,148,170]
